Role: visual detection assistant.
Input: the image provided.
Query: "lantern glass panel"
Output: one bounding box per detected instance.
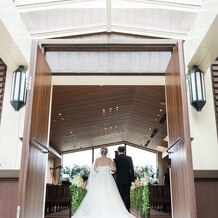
[14,72,21,101]
[190,73,196,101]
[196,71,202,100]
[20,72,26,101]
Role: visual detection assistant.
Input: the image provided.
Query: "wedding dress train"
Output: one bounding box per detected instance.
[72,166,136,218]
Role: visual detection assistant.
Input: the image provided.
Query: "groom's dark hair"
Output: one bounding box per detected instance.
[118,146,125,153]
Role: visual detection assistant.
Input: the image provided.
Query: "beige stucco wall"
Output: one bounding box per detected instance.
[0,0,31,169]
[188,67,218,170]
[0,67,25,169]
[184,0,218,170]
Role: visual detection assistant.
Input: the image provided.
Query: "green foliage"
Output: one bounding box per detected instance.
[70,186,87,213]
[130,186,149,216]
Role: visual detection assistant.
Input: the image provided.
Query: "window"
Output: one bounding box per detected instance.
[63,149,92,167]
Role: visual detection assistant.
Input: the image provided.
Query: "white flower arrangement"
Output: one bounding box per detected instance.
[71,173,86,189]
[131,166,154,190]
[131,174,149,190]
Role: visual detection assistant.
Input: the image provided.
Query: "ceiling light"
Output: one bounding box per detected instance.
[58,113,62,116]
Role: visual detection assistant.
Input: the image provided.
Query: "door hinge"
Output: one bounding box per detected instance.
[26,75,32,90]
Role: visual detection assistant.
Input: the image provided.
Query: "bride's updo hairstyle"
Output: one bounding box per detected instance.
[100,147,108,156]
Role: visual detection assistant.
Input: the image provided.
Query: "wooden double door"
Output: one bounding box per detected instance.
[17,40,197,218]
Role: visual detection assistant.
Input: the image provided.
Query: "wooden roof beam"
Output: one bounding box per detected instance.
[40,37,176,52]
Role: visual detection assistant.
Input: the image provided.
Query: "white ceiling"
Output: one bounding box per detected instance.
[14,0,203,39]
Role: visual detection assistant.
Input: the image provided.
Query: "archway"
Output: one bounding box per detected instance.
[17,36,197,218]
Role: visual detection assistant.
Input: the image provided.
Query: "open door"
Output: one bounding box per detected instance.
[165,41,197,218]
[17,42,52,218]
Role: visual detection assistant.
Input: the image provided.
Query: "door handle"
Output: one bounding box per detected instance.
[30,137,49,154]
[166,137,183,154]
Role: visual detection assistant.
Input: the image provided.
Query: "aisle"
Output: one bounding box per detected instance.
[44,208,171,218]
[150,209,171,218]
[44,209,70,218]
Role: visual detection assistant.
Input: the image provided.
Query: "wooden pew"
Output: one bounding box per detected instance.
[45,184,71,217]
[149,185,171,213]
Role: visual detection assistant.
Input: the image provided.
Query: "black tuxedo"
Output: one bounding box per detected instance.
[114,154,134,212]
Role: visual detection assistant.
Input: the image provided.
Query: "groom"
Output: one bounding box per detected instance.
[114,146,135,212]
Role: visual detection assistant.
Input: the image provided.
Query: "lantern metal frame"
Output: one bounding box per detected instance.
[10,65,27,111]
[188,65,206,111]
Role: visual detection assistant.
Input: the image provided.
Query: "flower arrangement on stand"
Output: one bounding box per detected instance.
[63,164,155,215]
[62,165,90,213]
[130,165,156,217]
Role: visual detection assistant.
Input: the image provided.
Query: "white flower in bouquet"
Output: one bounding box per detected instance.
[140,177,148,186]
[131,182,136,190]
[140,173,149,186]
[135,177,141,187]
[131,177,141,190]
[72,174,86,189]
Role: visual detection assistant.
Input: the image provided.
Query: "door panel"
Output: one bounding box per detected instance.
[17,42,52,218]
[165,41,197,218]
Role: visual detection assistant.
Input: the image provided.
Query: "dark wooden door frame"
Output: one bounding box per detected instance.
[165,41,197,218]
[17,41,52,218]
[17,38,197,218]
[39,38,177,52]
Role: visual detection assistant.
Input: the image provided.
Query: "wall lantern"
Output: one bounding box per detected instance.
[10,65,27,111]
[188,65,206,111]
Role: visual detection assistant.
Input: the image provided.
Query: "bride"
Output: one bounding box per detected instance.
[72,147,136,218]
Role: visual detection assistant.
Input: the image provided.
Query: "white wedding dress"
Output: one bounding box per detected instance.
[72,165,136,218]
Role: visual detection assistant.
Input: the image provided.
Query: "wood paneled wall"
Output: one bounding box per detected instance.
[0,59,7,123]
[0,170,19,218]
[211,58,218,137]
[194,171,218,218]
